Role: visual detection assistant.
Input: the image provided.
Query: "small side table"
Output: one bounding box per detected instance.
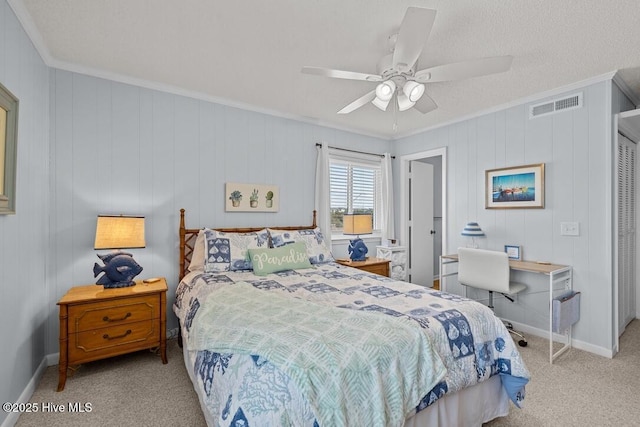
[336,257,390,277]
[376,245,407,281]
[57,278,168,391]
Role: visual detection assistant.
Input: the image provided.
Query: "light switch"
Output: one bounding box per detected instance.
[560,222,579,236]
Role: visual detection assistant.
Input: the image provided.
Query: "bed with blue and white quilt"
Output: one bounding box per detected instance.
[174,217,529,427]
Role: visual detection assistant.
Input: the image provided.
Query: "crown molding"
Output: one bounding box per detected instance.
[392,71,620,140]
[53,58,389,141]
[7,0,388,141]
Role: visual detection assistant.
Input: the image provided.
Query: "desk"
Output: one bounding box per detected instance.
[439,254,573,364]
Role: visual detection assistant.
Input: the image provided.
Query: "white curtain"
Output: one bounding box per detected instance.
[381,153,395,242]
[315,143,331,238]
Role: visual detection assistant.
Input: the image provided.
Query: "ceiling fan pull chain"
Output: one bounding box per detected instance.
[393,93,399,132]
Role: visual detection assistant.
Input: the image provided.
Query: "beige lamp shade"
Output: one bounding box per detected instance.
[343,213,373,235]
[94,215,146,249]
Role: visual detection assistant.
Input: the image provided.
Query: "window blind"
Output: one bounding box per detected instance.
[329,158,381,232]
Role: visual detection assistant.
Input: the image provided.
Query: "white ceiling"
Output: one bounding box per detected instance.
[10,0,640,139]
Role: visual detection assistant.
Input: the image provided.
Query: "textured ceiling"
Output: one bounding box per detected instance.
[10,0,640,139]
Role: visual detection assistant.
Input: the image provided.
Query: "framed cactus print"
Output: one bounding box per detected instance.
[225,182,279,212]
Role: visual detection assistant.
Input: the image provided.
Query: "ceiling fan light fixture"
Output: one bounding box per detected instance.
[372,96,391,111]
[397,91,415,111]
[375,80,396,101]
[404,81,425,102]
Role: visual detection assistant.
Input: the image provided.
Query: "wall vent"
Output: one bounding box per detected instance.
[529,93,583,119]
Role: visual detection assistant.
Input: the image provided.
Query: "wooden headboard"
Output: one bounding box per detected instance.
[179,208,318,280]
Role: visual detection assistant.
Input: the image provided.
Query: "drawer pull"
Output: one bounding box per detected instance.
[103,312,132,323]
[103,329,132,340]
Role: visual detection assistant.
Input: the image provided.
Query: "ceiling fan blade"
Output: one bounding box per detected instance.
[337,90,376,114]
[413,92,438,114]
[392,7,437,72]
[415,56,513,83]
[302,66,382,82]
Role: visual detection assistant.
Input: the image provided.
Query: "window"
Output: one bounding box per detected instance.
[329,155,382,234]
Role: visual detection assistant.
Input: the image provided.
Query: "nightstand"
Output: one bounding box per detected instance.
[57,278,168,391]
[336,257,391,277]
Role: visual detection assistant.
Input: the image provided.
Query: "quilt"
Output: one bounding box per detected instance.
[188,282,447,427]
[174,262,530,427]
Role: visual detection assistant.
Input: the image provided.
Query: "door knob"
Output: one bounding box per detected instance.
[430,230,436,235]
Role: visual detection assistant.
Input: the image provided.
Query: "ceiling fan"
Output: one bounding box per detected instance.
[302,7,513,116]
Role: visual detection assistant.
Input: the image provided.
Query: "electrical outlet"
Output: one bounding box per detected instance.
[560,222,579,236]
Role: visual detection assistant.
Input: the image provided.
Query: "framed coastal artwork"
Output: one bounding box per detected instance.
[485,163,545,209]
[225,182,279,212]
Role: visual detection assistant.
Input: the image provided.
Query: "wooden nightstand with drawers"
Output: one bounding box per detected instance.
[57,278,168,391]
[336,257,391,277]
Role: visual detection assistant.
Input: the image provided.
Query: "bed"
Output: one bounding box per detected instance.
[174,209,530,427]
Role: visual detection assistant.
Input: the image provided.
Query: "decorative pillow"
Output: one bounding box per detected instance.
[188,230,206,272]
[268,227,334,264]
[204,229,269,272]
[248,242,313,276]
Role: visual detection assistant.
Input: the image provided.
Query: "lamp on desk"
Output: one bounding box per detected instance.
[461,222,485,248]
[93,215,145,288]
[343,213,372,261]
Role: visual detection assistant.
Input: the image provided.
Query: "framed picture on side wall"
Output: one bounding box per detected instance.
[486,163,545,209]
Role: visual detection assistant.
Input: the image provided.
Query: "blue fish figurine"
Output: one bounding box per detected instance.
[348,238,368,261]
[93,252,143,288]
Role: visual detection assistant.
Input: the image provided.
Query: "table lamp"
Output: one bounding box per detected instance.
[461,222,485,248]
[344,213,373,261]
[93,215,145,288]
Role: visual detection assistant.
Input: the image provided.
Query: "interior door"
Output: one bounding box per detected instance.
[409,161,434,286]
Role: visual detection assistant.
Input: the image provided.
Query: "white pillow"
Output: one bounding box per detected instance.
[187,230,206,272]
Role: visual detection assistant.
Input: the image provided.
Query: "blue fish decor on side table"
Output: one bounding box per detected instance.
[93,252,143,288]
[348,238,369,261]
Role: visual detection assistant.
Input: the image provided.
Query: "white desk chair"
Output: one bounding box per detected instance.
[457,247,528,347]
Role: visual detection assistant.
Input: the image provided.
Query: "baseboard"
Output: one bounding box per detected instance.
[508,321,613,359]
[0,356,49,427]
[46,352,60,366]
